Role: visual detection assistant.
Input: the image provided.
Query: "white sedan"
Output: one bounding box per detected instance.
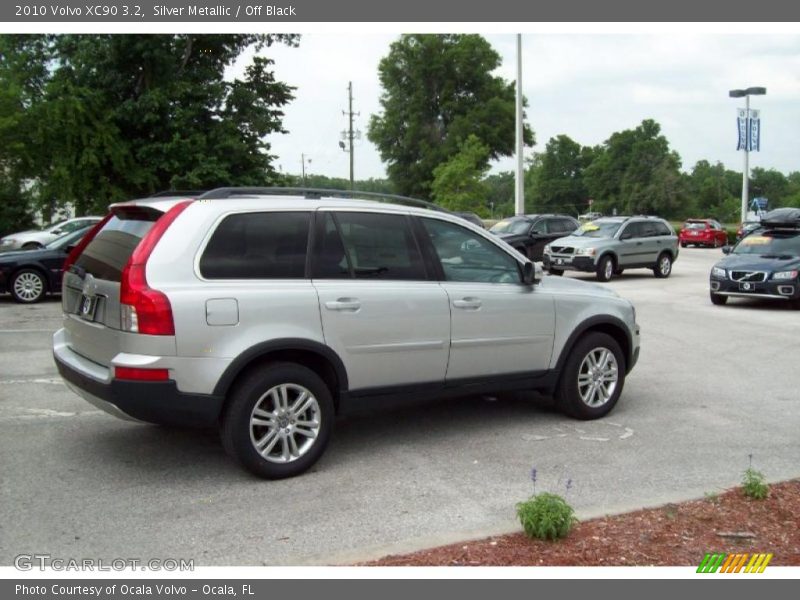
[0,216,102,251]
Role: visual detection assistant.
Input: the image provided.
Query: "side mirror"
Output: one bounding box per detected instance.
[522,261,539,285]
[51,228,63,235]
[64,244,77,254]
[620,232,632,241]
[721,245,732,255]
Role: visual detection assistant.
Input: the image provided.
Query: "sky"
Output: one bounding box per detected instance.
[229,33,800,182]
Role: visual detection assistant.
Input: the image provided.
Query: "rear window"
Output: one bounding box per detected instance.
[75,215,157,282]
[684,221,708,230]
[199,212,311,279]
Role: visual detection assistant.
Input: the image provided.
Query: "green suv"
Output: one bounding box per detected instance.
[542,216,679,282]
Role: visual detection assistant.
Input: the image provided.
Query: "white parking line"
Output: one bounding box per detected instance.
[0,377,63,385]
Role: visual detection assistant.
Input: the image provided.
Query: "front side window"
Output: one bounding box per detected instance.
[422,218,521,284]
[199,211,311,279]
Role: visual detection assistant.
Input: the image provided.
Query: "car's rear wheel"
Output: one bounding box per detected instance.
[548,268,564,276]
[710,291,728,306]
[11,269,47,303]
[596,255,614,282]
[220,362,334,479]
[556,332,625,420]
[653,252,672,278]
[680,241,687,248]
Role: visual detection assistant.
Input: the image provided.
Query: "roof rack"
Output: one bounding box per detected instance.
[148,190,208,198]
[197,187,452,214]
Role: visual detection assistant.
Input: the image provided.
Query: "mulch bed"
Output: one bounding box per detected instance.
[364,479,800,566]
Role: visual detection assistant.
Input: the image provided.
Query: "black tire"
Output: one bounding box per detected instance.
[653,252,673,278]
[596,255,614,282]
[555,332,626,420]
[10,269,47,304]
[548,268,564,276]
[680,242,687,248]
[220,362,334,479]
[710,292,728,306]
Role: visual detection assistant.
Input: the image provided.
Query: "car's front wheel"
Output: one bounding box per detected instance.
[653,252,673,278]
[220,362,334,479]
[710,291,728,306]
[556,332,625,419]
[11,269,47,303]
[596,255,614,282]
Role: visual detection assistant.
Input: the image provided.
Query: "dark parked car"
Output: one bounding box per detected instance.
[710,208,800,308]
[454,212,485,228]
[489,214,579,261]
[0,226,92,303]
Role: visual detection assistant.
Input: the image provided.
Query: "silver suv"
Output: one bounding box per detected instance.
[542,216,679,282]
[53,189,640,479]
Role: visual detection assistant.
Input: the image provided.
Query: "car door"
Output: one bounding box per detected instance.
[418,216,555,381]
[311,210,451,392]
[617,222,642,266]
[527,219,551,260]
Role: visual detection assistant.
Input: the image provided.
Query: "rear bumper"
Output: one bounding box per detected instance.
[53,331,224,427]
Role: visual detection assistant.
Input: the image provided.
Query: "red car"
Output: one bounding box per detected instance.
[679,219,728,248]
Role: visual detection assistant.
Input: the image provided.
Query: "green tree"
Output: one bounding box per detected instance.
[750,167,789,206]
[530,135,596,215]
[0,34,298,216]
[584,119,690,219]
[687,160,741,222]
[430,135,491,215]
[368,34,533,199]
[483,171,514,218]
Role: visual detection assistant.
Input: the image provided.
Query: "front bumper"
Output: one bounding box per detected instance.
[53,332,224,427]
[709,277,800,301]
[543,254,596,272]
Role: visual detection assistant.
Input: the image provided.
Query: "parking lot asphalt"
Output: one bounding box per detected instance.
[1,246,798,566]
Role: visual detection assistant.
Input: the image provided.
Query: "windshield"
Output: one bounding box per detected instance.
[572,220,622,239]
[490,219,530,235]
[733,230,800,257]
[684,221,707,230]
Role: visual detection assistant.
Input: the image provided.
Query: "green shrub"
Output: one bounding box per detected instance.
[516,492,577,540]
[742,467,769,500]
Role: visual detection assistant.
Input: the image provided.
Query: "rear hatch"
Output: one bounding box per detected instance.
[61,204,168,367]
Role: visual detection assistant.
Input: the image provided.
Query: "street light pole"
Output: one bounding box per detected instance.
[301,153,311,186]
[514,34,524,216]
[729,86,766,223]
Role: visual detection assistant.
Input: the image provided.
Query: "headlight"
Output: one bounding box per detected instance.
[543,244,551,254]
[711,266,727,278]
[575,247,596,256]
[0,238,15,246]
[772,270,798,280]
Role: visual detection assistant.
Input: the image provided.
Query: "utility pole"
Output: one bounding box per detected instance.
[341,82,359,190]
[301,153,311,186]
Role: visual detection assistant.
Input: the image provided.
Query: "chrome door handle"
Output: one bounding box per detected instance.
[453,297,482,310]
[325,298,361,311]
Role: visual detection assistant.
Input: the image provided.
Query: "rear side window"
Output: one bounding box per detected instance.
[655,222,674,236]
[200,212,311,279]
[75,215,157,282]
[312,211,427,281]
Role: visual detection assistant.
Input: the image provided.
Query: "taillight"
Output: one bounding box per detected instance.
[62,214,113,276]
[120,201,192,336]
[114,367,170,381]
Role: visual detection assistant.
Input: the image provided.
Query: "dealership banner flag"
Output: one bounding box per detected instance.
[737,109,748,150]
[749,109,761,151]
